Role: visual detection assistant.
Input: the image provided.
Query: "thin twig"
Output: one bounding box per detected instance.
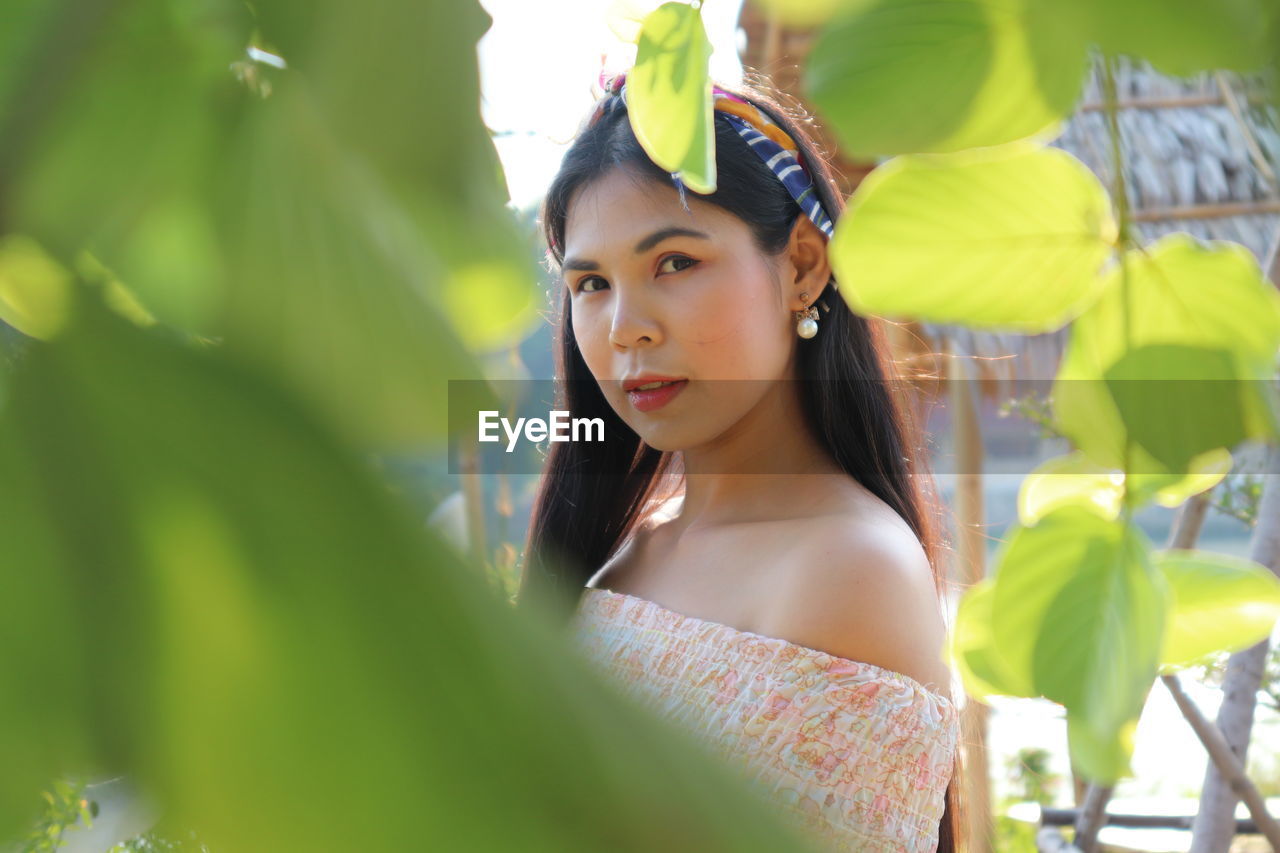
[1213,71,1277,193]
[1160,672,1280,848]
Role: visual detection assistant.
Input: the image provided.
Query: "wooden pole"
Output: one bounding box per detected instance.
[1130,200,1280,221]
[949,336,994,853]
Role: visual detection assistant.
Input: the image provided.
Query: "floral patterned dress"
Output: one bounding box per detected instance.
[570,587,960,853]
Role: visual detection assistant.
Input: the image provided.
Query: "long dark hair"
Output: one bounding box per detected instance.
[518,71,964,853]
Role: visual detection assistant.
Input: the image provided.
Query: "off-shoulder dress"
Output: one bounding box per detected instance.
[571,586,960,853]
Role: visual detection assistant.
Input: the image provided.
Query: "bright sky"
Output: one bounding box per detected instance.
[476,0,747,212]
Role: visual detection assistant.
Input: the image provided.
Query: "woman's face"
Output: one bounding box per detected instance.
[561,168,813,452]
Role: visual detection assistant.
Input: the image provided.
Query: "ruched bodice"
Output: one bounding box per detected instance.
[570,586,959,853]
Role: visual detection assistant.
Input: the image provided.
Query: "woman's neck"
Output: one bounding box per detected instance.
[672,379,852,533]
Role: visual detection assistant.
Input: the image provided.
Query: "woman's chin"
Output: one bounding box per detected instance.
[630,424,696,453]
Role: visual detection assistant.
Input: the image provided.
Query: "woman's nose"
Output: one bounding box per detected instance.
[607,289,662,350]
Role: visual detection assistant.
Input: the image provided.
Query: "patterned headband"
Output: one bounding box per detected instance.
[591,70,835,242]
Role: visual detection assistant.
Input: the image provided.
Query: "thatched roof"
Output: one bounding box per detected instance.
[916,56,1280,389]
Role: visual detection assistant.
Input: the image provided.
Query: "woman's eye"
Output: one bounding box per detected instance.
[659,255,699,275]
[574,255,698,294]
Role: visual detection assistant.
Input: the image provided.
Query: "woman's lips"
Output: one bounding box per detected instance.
[627,379,688,412]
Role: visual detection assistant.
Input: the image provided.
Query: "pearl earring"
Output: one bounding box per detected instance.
[794,291,819,339]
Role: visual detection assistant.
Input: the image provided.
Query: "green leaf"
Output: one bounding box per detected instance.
[806,0,1090,156]
[1154,549,1280,670]
[950,577,1034,700]
[990,506,1166,782]
[1066,709,1140,785]
[1125,448,1233,509]
[216,85,484,447]
[1104,347,1248,473]
[1053,235,1280,475]
[630,2,716,193]
[1018,446,1228,526]
[1017,451,1125,525]
[1,0,244,333]
[240,0,544,358]
[830,142,1116,330]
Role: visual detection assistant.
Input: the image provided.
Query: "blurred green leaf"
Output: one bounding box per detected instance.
[1053,235,1280,475]
[1,0,540,450]
[214,80,482,446]
[1154,549,1280,670]
[990,506,1165,783]
[1016,451,1125,525]
[1050,0,1279,76]
[1066,709,1140,787]
[806,0,1089,156]
[1126,447,1232,509]
[246,0,542,354]
[0,0,244,333]
[950,578,1034,701]
[748,0,875,27]
[0,285,826,852]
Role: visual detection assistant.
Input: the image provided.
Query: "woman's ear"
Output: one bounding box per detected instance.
[784,216,832,311]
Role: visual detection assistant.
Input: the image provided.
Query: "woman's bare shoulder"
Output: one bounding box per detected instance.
[765,503,952,699]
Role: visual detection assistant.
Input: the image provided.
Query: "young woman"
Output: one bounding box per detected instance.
[518,70,964,853]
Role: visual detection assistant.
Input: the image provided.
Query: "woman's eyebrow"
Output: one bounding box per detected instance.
[562,226,711,272]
